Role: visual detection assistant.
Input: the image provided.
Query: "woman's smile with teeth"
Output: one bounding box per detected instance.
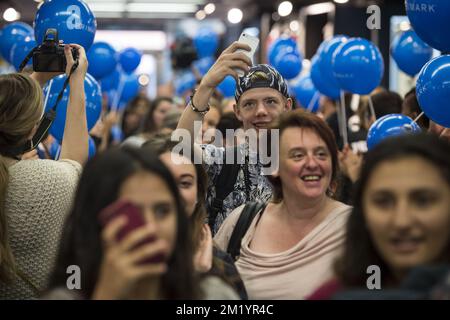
[301,175,321,181]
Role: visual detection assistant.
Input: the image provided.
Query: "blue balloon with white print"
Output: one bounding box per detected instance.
[406,0,450,52]
[43,73,102,142]
[34,0,97,52]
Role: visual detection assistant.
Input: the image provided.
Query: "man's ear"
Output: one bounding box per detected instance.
[285,98,293,111]
[233,103,244,121]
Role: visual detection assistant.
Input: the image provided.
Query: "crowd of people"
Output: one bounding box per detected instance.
[0,39,449,300]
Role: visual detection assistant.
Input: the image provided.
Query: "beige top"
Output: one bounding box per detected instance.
[214,202,352,300]
[0,159,82,300]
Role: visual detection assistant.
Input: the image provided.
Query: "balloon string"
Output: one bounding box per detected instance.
[413,111,424,124]
[340,90,348,146]
[307,91,320,112]
[112,71,126,112]
[336,98,343,137]
[368,95,376,120]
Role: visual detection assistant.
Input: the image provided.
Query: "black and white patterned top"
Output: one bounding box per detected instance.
[201,142,273,234]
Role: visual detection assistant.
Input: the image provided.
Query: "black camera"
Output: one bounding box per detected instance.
[33,29,78,72]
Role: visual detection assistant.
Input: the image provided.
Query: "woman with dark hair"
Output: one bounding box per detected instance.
[120,96,152,140]
[46,147,238,299]
[122,96,176,147]
[309,133,450,299]
[214,109,352,299]
[142,97,176,135]
[143,134,248,299]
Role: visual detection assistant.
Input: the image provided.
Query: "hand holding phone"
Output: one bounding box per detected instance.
[234,32,259,77]
[99,200,165,264]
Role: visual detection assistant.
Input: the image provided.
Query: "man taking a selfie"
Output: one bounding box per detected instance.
[176,41,292,233]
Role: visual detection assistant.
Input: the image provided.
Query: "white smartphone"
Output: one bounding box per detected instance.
[234,32,259,77]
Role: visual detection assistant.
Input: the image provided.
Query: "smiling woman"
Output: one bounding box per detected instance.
[308,133,450,299]
[214,109,352,299]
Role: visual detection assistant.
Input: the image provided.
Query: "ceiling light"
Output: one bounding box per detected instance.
[305,2,335,15]
[228,8,243,24]
[204,3,215,15]
[290,20,299,32]
[3,8,21,22]
[196,10,206,20]
[278,1,293,17]
[138,74,150,86]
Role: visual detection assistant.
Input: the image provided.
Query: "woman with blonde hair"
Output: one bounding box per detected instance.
[0,44,89,299]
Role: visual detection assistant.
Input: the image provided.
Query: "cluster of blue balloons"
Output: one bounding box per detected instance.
[311,36,384,99]
[391,30,433,77]
[88,44,142,80]
[267,36,302,80]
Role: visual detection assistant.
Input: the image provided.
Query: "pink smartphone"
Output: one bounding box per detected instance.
[98,200,165,264]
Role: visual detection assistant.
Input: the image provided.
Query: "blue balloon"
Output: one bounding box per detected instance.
[194,29,218,58]
[273,47,302,80]
[416,55,450,127]
[10,36,37,71]
[267,36,298,66]
[217,76,236,98]
[290,76,321,113]
[310,55,340,100]
[119,73,140,103]
[406,0,450,52]
[316,36,348,97]
[87,42,117,80]
[174,71,196,96]
[367,114,421,150]
[193,56,215,76]
[88,136,96,159]
[100,68,120,92]
[391,30,433,76]
[119,47,142,73]
[0,22,33,63]
[43,73,102,142]
[333,37,384,95]
[34,0,97,52]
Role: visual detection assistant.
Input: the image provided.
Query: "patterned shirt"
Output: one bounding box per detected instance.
[201,143,273,234]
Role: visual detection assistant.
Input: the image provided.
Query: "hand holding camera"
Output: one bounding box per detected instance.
[30,29,87,86]
[33,29,78,73]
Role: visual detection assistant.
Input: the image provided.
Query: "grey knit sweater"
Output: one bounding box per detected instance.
[0,159,81,299]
